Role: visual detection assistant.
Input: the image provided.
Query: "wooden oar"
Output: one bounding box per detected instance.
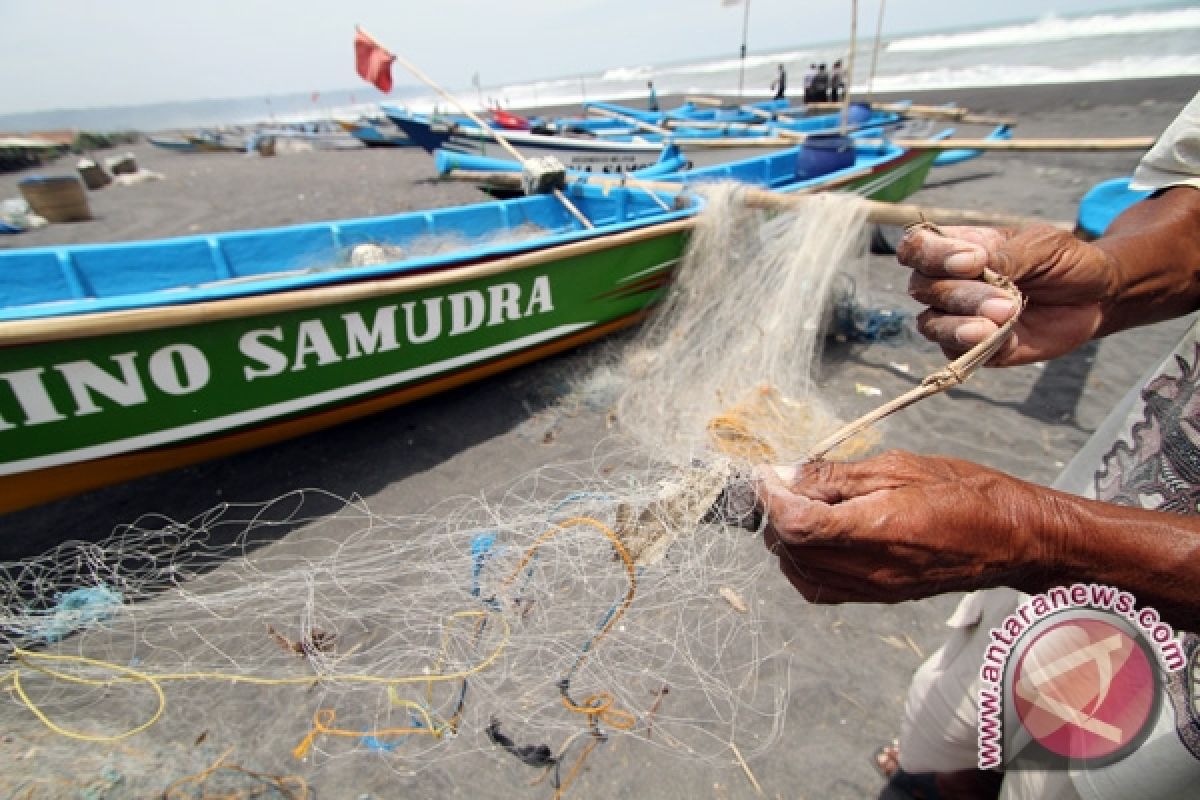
[438,168,1073,230]
[389,52,594,229]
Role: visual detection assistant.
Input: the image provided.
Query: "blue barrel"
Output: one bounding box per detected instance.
[847,102,873,126]
[796,134,855,180]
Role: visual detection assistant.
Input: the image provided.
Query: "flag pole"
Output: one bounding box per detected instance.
[737,0,751,102]
[386,48,594,229]
[840,0,859,133]
[867,0,886,99]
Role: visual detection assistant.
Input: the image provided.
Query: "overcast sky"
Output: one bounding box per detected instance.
[0,0,1145,113]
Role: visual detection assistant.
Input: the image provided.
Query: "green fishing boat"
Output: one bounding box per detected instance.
[0,138,937,513]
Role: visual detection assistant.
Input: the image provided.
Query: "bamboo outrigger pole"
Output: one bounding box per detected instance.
[736,0,752,102]
[586,106,672,137]
[810,101,1017,127]
[839,0,859,134]
[861,136,1157,151]
[437,168,1074,230]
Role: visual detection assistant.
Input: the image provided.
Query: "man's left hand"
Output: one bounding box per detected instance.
[755,451,1069,603]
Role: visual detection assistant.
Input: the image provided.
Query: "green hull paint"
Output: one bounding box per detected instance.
[0,147,934,505]
[847,150,938,203]
[0,228,686,477]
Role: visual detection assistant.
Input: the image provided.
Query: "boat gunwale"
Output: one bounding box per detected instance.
[0,185,691,324]
[0,216,696,347]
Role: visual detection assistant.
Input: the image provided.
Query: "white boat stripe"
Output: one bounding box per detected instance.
[617,259,679,284]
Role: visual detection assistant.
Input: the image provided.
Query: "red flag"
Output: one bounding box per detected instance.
[354,26,395,93]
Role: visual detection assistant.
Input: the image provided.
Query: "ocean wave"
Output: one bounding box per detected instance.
[860,55,1200,93]
[657,50,815,77]
[600,65,654,81]
[889,8,1200,52]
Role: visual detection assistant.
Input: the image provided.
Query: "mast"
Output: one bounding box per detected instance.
[737,0,751,100]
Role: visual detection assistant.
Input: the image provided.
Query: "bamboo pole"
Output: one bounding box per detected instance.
[809,101,1016,126]
[740,105,800,125]
[860,136,1156,151]
[866,0,886,97]
[664,118,808,140]
[438,169,1073,230]
[839,0,859,134]
[586,106,672,137]
[388,51,594,230]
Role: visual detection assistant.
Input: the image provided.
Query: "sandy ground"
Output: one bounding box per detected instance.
[0,77,1196,799]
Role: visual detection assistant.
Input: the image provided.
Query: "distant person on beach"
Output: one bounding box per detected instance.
[803,64,816,99]
[771,64,787,100]
[830,60,846,101]
[807,63,829,104]
[757,91,1200,799]
[647,80,659,112]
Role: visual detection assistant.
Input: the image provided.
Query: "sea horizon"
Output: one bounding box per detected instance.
[2,2,1196,134]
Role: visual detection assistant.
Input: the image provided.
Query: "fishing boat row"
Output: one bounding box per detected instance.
[385,100,904,173]
[0,131,941,513]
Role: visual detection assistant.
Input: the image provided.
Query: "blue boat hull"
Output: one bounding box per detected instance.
[1076,176,1150,239]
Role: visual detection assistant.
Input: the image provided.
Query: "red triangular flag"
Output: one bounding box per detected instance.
[354,26,395,93]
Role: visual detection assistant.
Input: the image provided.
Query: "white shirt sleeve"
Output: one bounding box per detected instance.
[1130,91,1200,191]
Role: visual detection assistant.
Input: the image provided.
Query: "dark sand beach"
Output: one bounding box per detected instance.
[1,77,1196,798]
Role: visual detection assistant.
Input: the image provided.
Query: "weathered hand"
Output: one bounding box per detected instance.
[898,224,1115,366]
[755,451,1069,603]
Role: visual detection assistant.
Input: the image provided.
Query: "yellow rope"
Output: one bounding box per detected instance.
[292,708,437,760]
[554,736,601,800]
[8,610,509,745]
[162,754,310,799]
[11,516,640,773]
[560,691,636,732]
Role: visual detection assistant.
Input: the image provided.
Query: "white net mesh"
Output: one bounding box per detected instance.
[0,185,879,797]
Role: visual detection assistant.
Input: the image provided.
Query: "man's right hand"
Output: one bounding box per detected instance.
[897,224,1115,366]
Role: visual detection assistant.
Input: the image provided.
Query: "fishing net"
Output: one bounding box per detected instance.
[0,185,881,798]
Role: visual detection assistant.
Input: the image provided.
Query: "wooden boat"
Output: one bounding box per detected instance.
[0,125,945,512]
[146,135,199,153]
[0,184,693,513]
[0,137,68,172]
[343,122,413,147]
[258,121,363,151]
[385,103,901,174]
[438,130,945,207]
[147,132,245,154]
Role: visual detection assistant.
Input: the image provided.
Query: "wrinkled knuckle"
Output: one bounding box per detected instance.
[800,459,839,485]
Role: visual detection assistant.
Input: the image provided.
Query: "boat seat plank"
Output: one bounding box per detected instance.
[207,238,235,280]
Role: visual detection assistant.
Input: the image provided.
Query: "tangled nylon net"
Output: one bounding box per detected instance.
[0,186,879,797]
